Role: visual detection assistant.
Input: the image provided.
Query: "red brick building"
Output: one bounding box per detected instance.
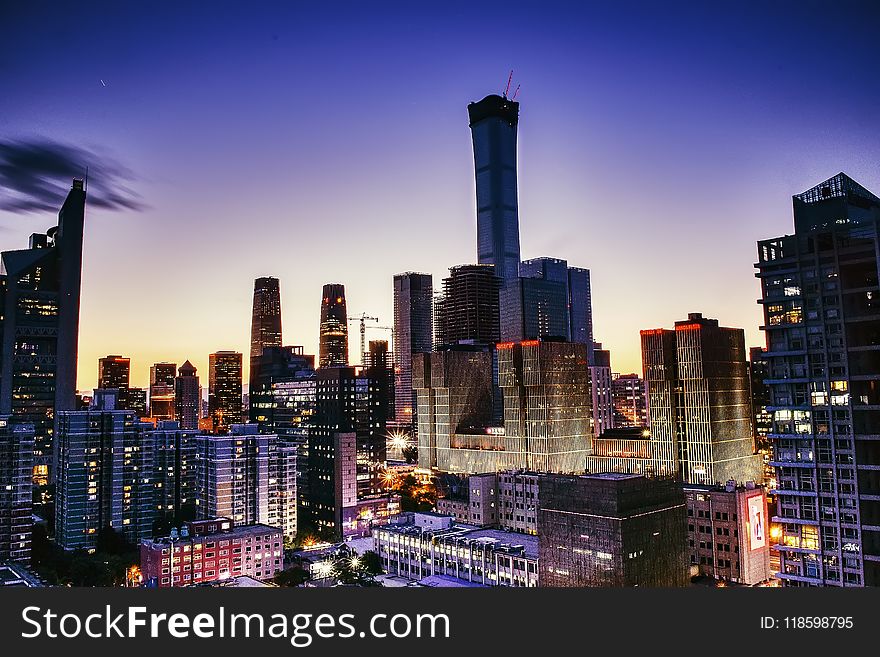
[140,518,283,587]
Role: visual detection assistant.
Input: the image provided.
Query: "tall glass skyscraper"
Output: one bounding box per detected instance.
[392,272,433,427]
[174,360,200,430]
[319,283,348,367]
[469,94,521,285]
[756,173,880,587]
[250,276,282,388]
[208,351,243,433]
[0,179,85,485]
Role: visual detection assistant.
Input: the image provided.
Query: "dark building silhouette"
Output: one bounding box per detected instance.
[392,272,433,426]
[756,172,880,586]
[248,345,315,430]
[367,339,394,423]
[174,360,200,430]
[150,362,177,421]
[538,473,688,587]
[0,179,85,484]
[98,355,130,389]
[249,277,283,389]
[208,351,242,433]
[319,283,348,367]
[434,264,500,348]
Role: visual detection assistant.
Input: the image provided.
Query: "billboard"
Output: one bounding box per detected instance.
[747,494,766,551]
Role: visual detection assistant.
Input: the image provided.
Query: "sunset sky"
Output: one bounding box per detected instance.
[2,1,879,390]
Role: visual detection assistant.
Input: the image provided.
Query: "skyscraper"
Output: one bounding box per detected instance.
[319,283,348,368]
[98,355,130,389]
[151,420,198,526]
[434,264,500,348]
[756,172,880,586]
[469,94,521,285]
[208,351,243,433]
[248,345,315,429]
[591,342,614,437]
[641,313,762,486]
[611,373,649,428]
[0,179,85,483]
[249,276,283,389]
[392,272,433,426]
[149,362,177,421]
[174,360,200,430]
[567,267,595,363]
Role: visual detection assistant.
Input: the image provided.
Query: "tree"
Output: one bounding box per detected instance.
[360,550,383,576]
[274,566,310,587]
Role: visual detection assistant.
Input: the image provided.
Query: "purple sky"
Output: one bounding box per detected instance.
[2,1,879,389]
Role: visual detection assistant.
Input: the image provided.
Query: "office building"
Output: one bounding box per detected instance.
[434,264,500,348]
[248,345,315,429]
[98,355,130,389]
[139,518,283,587]
[641,313,762,485]
[319,283,348,367]
[591,342,614,437]
[392,272,433,427]
[152,420,198,526]
[611,373,648,428]
[0,418,35,563]
[684,481,772,585]
[568,267,594,359]
[756,172,880,586]
[748,347,774,486]
[416,340,591,474]
[0,179,85,483]
[367,339,395,423]
[538,473,689,587]
[249,276,283,389]
[149,362,177,421]
[304,367,387,535]
[436,469,540,535]
[208,351,242,433]
[55,409,155,551]
[503,257,570,343]
[175,360,200,430]
[374,512,538,587]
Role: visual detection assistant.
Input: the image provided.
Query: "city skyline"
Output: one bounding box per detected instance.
[2,2,880,391]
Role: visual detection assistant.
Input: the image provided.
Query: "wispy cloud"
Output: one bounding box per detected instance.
[0,137,145,213]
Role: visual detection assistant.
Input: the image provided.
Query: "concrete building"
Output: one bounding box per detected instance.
[374,512,538,587]
[756,172,880,586]
[140,518,283,587]
[538,473,689,587]
[55,409,155,551]
[684,482,772,585]
[151,420,198,526]
[611,373,648,428]
[433,264,500,349]
[436,469,540,535]
[591,342,614,436]
[0,179,85,484]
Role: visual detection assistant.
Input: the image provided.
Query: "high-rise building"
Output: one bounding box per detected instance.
[0,417,35,563]
[591,342,614,437]
[98,355,130,389]
[611,373,649,428]
[416,340,591,474]
[208,351,242,433]
[469,93,521,287]
[55,409,155,551]
[538,473,689,587]
[249,276,283,389]
[319,283,348,367]
[434,264,500,348]
[367,340,394,425]
[304,367,387,535]
[504,258,571,343]
[174,360,200,430]
[392,272,433,427]
[249,345,315,429]
[151,420,198,527]
[149,362,177,421]
[748,347,774,486]
[194,425,298,541]
[568,267,594,362]
[0,179,85,484]
[756,172,880,586]
[641,313,762,486]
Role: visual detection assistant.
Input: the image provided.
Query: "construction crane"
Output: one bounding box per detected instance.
[348,313,378,366]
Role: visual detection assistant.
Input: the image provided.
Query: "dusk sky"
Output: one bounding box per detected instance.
[2,1,879,390]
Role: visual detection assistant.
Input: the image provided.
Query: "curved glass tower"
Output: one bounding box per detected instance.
[319,283,348,367]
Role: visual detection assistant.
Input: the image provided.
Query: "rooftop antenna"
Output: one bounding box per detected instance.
[504,69,513,98]
[511,84,521,101]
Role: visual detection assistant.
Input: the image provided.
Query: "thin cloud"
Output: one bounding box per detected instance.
[0,137,146,213]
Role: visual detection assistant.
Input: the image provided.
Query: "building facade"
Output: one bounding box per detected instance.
[174,360,200,430]
[392,272,433,428]
[319,283,348,368]
[756,173,880,586]
[591,342,614,436]
[611,373,648,428]
[152,420,198,526]
[0,417,35,563]
[434,264,500,348]
[249,276,283,389]
[149,362,177,421]
[538,473,689,587]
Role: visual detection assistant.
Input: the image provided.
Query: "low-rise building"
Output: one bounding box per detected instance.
[140,517,283,587]
[373,512,538,587]
[436,470,539,534]
[684,481,772,585]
